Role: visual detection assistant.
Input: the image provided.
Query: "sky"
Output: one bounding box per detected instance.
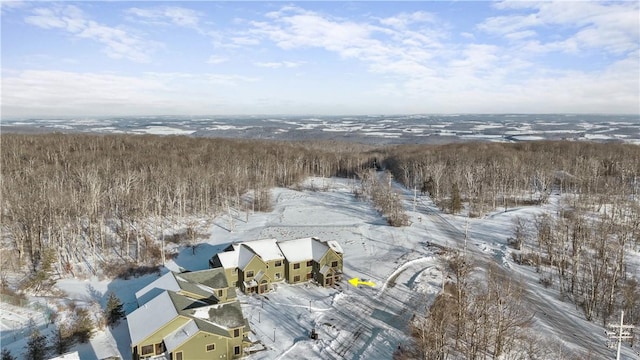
[1,1,639,118]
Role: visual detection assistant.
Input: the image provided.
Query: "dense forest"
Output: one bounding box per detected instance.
[2,133,639,356]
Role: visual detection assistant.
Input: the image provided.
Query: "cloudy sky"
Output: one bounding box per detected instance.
[2,1,639,117]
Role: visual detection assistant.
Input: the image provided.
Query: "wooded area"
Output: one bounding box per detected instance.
[1,133,376,280]
[2,133,639,356]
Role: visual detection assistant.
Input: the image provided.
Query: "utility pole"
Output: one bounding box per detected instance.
[607,310,634,360]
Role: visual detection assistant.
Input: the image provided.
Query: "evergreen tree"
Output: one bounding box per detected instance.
[449,182,463,214]
[72,308,94,343]
[104,291,125,327]
[24,321,47,360]
[1,348,15,360]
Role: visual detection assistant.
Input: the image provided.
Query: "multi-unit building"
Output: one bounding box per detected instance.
[127,237,344,360]
[127,268,251,360]
[209,237,344,294]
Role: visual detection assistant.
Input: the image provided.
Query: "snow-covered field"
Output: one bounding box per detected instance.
[1,177,637,359]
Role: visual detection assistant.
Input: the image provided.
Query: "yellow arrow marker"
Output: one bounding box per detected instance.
[348,277,376,287]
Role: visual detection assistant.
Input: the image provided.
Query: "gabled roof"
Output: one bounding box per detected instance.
[136,271,226,306]
[48,352,80,360]
[326,240,343,254]
[163,319,199,352]
[238,245,260,270]
[319,264,333,275]
[135,272,181,306]
[214,250,239,269]
[277,237,331,263]
[127,291,180,346]
[185,300,247,330]
[241,238,284,261]
[178,268,229,289]
[254,270,269,283]
[129,289,249,345]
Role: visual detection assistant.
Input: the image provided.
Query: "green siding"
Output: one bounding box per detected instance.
[172,332,229,360]
[287,261,313,284]
[133,316,190,358]
[224,268,238,288]
[265,259,285,282]
[240,255,268,292]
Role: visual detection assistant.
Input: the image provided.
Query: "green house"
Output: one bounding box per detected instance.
[210,239,286,295]
[209,237,343,293]
[277,237,344,286]
[128,267,251,360]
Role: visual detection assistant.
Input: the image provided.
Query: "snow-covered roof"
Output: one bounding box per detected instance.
[184,301,246,329]
[326,240,343,254]
[216,250,239,269]
[47,352,80,360]
[238,245,259,270]
[277,237,331,263]
[241,238,284,261]
[163,319,199,352]
[254,270,268,283]
[135,272,180,306]
[127,291,179,346]
[311,239,330,261]
[319,265,332,275]
[277,238,314,262]
[179,268,229,289]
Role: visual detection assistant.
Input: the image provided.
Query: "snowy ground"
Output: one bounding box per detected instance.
[1,176,637,359]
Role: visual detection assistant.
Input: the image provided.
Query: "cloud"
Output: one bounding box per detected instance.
[479,1,639,55]
[24,5,158,62]
[255,61,303,69]
[2,70,167,116]
[125,6,202,29]
[207,55,228,65]
[0,0,27,15]
[379,11,436,29]
[249,6,444,76]
[204,74,259,85]
[2,70,262,117]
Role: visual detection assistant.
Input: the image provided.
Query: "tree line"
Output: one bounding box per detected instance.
[1,133,376,284]
[2,134,639,328]
[383,141,640,217]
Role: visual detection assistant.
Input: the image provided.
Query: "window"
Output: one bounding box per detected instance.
[217,289,224,297]
[141,345,154,356]
[294,275,300,282]
[293,263,300,269]
[155,342,165,355]
[246,270,254,278]
[275,273,281,279]
[331,261,338,267]
[275,260,282,267]
[306,273,313,280]
[234,346,241,355]
[206,344,215,352]
[306,260,313,267]
[174,351,183,360]
[234,328,240,337]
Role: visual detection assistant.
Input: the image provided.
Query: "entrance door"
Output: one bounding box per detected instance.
[259,280,268,294]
